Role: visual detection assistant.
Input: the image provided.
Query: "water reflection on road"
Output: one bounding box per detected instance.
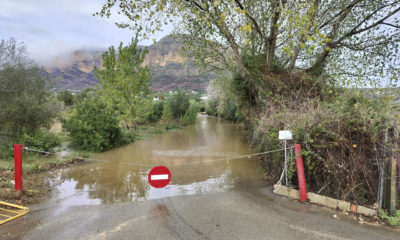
[47,115,262,209]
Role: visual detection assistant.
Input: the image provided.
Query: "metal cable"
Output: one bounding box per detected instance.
[176,147,293,165]
[23,146,292,167]
[23,147,153,167]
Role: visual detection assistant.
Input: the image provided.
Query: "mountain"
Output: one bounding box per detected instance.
[43,35,214,93]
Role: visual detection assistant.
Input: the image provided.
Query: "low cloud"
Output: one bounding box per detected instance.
[0,0,171,65]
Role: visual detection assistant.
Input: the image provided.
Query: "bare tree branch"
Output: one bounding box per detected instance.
[333,5,400,46]
[233,0,265,39]
[382,22,400,28]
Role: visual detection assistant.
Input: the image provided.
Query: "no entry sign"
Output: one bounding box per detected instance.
[148,166,171,188]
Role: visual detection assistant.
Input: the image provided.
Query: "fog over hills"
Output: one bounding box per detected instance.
[42,35,214,93]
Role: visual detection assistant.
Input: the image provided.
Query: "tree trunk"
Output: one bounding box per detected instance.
[214,6,247,79]
[265,0,286,69]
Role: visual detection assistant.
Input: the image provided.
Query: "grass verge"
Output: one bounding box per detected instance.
[378,209,400,227]
[0,154,85,205]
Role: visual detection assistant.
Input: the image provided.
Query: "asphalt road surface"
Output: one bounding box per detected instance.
[1,183,399,240]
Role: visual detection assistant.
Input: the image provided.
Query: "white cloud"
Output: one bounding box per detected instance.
[0,0,172,63]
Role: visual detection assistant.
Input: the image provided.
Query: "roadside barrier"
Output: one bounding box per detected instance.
[22,146,292,166]
[0,201,29,225]
[14,145,292,193]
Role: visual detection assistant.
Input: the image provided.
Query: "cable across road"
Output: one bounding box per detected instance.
[24,147,154,167]
[23,146,292,168]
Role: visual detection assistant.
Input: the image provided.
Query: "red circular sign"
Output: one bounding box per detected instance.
[148,166,171,188]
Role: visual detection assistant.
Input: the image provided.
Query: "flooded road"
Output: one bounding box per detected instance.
[1,115,399,240]
[51,115,261,206]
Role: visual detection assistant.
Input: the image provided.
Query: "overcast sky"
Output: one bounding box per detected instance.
[0,0,171,63]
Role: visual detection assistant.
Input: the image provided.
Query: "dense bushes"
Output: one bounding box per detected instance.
[63,96,122,152]
[212,52,396,205]
[0,45,58,139]
[198,102,206,112]
[182,104,198,125]
[206,98,218,116]
[167,90,190,119]
[58,90,74,106]
[147,100,164,122]
[63,90,199,152]
[219,99,242,122]
[162,101,173,120]
[251,92,392,205]
[19,130,61,152]
[0,38,60,159]
[206,98,242,122]
[162,90,197,123]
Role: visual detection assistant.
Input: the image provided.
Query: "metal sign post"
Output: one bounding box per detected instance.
[279,130,292,186]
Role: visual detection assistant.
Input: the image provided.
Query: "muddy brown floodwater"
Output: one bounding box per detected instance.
[46,115,263,208]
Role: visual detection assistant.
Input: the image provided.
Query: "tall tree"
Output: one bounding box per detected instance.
[96,0,400,87]
[94,39,152,129]
[0,38,57,140]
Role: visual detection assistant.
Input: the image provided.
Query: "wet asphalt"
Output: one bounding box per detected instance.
[1,183,399,240]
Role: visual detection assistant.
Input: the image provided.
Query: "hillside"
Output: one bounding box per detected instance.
[43,35,214,93]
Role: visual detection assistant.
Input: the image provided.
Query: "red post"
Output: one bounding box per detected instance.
[14,144,23,191]
[294,144,307,201]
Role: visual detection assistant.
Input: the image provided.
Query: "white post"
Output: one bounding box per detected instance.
[279,130,292,186]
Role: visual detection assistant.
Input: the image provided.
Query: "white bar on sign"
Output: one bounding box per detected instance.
[151,174,169,180]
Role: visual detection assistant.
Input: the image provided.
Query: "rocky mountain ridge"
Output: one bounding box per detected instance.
[43,35,213,93]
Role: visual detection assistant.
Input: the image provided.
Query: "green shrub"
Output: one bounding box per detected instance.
[120,128,139,143]
[182,104,198,125]
[134,99,154,125]
[75,88,95,103]
[162,101,173,121]
[63,96,122,152]
[0,140,14,160]
[206,98,218,116]
[168,90,190,119]
[198,102,206,112]
[19,130,61,151]
[147,100,164,122]
[0,129,61,160]
[58,90,74,106]
[219,99,242,122]
[0,40,58,140]
[205,97,242,122]
[378,209,400,226]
